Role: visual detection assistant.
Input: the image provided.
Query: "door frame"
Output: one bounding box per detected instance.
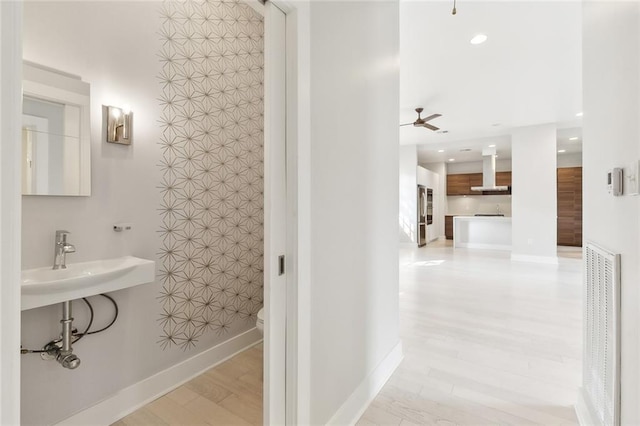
[263,2,287,424]
[0,1,23,424]
[263,0,311,423]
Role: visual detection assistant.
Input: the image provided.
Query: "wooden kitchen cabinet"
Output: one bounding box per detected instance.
[445,215,455,239]
[469,173,483,188]
[446,174,470,195]
[496,171,512,187]
[483,171,512,195]
[446,172,512,195]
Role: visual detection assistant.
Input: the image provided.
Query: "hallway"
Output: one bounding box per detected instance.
[358,242,582,425]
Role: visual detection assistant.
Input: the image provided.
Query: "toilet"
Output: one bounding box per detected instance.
[256,308,264,336]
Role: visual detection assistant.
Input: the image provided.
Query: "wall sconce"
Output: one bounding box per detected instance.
[105,105,132,145]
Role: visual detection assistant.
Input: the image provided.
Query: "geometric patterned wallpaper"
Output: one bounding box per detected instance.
[156,0,264,350]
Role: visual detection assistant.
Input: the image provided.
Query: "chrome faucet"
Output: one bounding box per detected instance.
[53,230,75,270]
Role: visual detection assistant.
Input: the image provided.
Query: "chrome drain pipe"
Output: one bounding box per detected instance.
[42,300,81,369]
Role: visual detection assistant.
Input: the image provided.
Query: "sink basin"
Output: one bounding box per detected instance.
[22,256,155,310]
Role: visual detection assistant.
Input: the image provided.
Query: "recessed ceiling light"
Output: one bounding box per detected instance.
[438,149,445,153]
[495,155,499,158]
[460,148,472,152]
[448,158,455,162]
[558,149,566,153]
[576,112,584,117]
[437,130,449,134]
[569,137,579,141]
[470,34,488,45]
[488,144,496,148]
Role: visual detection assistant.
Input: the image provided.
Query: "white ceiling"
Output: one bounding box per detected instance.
[417,127,583,164]
[400,1,583,149]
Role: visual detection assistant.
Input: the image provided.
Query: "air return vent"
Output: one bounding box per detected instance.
[583,242,620,426]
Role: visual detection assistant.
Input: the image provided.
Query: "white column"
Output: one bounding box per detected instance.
[511,124,558,263]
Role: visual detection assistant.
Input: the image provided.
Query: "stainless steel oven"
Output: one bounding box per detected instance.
[426,188,433,225]
[417,186,434,247]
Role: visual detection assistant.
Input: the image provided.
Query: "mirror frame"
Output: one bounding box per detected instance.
[22,61,91,196]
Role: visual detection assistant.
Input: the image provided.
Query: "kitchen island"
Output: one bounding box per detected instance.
[453,216,512,251]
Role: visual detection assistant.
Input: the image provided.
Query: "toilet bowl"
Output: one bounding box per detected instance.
[256,307,264,336]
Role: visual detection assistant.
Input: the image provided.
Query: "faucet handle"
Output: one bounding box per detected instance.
[55,230,71,242]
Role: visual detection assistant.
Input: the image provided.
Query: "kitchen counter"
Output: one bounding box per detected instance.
[453,216,512,251]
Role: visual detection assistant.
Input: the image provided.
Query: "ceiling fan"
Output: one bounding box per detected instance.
[400,107,442,131]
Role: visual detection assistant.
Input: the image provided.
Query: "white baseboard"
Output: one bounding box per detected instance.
[456,242,511,251]
[399,242,417,249]
[327,341,403,426]
[56,328,263,426]
[510,253,559,264]
[575,388,598,425]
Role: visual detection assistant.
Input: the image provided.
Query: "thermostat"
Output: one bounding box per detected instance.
[608,168,623,196]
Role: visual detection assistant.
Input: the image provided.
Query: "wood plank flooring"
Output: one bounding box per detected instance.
[115,241,581,426]
[358,241,582,426]
[112,343,263,426]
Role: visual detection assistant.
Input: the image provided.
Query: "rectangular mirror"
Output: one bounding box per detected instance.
[22,61,91,196]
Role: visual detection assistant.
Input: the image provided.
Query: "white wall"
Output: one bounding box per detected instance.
[447,194,512,216]
[20,3,261,424]
[308,1,400,423]
[446,158,512,174]
[582,2,640,423]
[399,145,417,243]
[511,124,557,262]
[557,152,582,168]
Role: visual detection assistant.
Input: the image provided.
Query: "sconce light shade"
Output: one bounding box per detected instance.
[105,105,132,145]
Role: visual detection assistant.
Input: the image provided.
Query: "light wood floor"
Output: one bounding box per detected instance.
[113,343,263,426]
[357,241,583,425]
[115,242,581,426]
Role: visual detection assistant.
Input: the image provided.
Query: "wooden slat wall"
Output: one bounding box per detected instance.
[557,167,583,247]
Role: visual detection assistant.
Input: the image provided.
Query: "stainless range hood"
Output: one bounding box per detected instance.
[470,147,509,192]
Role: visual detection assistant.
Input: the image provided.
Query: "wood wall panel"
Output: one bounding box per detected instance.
[557,167,582,247]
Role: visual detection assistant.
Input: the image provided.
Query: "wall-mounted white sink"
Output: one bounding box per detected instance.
[22,256,155,310]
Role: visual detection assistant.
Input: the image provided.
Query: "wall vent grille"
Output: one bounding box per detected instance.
[583,242,620,426]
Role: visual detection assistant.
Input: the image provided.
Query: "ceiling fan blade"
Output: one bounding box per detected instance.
[423,123,440,131]
[399,123,414,127]
[423,114,442,122]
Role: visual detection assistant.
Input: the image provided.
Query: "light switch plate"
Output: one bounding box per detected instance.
[626,160,640,196]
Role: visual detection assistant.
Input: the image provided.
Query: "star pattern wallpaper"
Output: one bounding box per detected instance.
[156,0,264,350]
